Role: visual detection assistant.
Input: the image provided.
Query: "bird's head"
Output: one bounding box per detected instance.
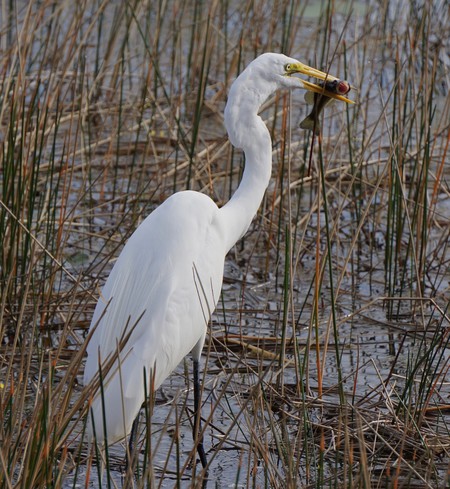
[225,53,353,149]
[248,53,353,103]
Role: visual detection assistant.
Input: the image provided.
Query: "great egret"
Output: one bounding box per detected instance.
[83,52,352,468]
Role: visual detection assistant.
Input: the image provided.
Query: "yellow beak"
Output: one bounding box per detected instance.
[286,62,355,104]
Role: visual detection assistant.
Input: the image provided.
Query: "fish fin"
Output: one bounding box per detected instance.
[304,92,335,108]
[304,91,315,105]
[300,116,320,134]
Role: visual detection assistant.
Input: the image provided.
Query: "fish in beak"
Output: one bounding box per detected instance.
[300,79,353,134]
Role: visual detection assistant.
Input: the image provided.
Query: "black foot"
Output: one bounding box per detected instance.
[125,412,140,474]
[193,358,208,469]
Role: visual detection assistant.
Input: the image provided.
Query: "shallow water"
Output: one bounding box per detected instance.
[2,0,450,487]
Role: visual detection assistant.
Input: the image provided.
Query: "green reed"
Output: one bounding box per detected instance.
[1,0,450,487]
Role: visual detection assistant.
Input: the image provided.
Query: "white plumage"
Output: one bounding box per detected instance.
[84,191,223,443]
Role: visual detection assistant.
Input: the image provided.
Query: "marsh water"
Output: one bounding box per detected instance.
[1,0,450,487]
[56,0,450,486]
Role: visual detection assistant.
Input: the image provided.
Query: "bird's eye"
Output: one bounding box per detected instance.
[285,63,291,72]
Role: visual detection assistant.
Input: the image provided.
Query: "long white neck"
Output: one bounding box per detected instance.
[219,72,275,253]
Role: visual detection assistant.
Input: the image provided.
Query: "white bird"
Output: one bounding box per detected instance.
[83,52,351,468]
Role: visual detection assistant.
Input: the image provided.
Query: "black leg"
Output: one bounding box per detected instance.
[193,359,208,468]
[126,411,140,473]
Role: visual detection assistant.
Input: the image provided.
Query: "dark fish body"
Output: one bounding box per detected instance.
[299,94,333,134]
[300,80,351,134]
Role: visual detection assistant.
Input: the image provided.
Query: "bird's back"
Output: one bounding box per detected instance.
[84,190,225,444]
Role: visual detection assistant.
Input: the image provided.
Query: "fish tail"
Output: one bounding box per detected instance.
[300,116,320,134]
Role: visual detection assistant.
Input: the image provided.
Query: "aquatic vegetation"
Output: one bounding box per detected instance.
[0,0,449,487]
